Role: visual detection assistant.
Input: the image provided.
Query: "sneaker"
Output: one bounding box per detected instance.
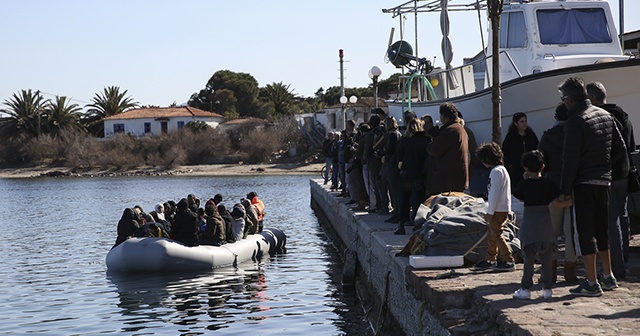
[542,289,553,299]
[492,261,516,272]
[513,288,531,300]
[471,260,494,271]
[570,280,603,297]
[598,274,619,291]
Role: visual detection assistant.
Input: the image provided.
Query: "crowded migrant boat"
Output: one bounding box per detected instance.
[107,191,285,272]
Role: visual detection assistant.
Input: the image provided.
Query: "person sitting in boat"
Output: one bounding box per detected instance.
[197,207,207,234]
[165,200,176,224]
[172,198,200,246]
[502,112,539,192]
[113,208,142,248]
[133,221,170,239]
[133,205,154,224]
[241,198,259,237]
[187,194,200,212]
[149,203,165,222]
[231,203,246,242]
[247,192,265,232]
[201,202,226,246]
[217,204,235,243]
[213,194,223,206]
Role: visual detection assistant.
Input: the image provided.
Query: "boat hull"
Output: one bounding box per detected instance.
[388,59,640,144]
[106,228,287,272]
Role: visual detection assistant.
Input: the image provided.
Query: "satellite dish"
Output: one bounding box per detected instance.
[387,40,414,67]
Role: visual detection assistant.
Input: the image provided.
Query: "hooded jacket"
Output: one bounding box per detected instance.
[114,208,140,247]
[172,198,199,246]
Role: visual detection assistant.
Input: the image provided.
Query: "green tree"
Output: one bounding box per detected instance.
[189,70,262,118]
[0,89,48,140]
[185,120,211,132]
[259,82,297,116]
[45,96,84,137]
[83,86,138,137]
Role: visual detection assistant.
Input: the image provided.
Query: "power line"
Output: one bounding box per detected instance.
[38,90,92,105]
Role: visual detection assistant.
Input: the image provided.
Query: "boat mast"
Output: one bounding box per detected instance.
[619,0,625,48]
[488,0,503,145]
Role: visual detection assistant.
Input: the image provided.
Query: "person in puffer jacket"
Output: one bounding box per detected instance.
[555,77,627,297]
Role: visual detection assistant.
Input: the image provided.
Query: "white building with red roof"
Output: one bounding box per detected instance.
[102,106,224,138]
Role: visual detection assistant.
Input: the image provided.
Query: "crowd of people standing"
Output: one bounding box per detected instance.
[323,76,635,299]
[323,104,471,235]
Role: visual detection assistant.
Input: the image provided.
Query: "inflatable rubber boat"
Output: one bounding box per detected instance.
[106,228,286,272]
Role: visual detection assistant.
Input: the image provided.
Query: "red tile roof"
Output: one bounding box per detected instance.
[103,106,223,120]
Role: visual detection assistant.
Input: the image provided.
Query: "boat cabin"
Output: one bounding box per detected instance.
[492,0,628,84]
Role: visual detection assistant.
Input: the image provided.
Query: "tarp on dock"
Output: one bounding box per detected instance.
[399,193,521,264]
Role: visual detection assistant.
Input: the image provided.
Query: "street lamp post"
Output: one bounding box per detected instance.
[368,66,382,108]
[340,95,358,129]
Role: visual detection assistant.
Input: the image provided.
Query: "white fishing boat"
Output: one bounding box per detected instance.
[383,0,640,143]
[106,228,287,272]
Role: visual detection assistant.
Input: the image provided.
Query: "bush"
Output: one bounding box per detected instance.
[0,119,305,169]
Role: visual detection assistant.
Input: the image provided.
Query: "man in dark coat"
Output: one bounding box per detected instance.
[556,77,627,296]
[172,198,199,246]
[587,81,634,279]
[426,102,469,196]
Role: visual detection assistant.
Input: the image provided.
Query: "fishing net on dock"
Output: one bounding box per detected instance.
[398,193,522,264]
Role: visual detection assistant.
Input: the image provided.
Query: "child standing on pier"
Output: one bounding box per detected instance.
[512,150,560,299]
[471,142,516,272]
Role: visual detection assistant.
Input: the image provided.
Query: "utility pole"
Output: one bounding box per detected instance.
[339,49,345,130]
[488,0,504,145]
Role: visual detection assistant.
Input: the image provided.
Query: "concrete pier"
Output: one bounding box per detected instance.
[310,179,640,335]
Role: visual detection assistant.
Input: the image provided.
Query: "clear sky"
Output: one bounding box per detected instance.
[1,0,638,109]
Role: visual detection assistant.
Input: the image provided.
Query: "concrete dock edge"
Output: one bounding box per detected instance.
[310,179,450,335]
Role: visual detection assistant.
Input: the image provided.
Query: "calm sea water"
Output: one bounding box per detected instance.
[0,174,372,335]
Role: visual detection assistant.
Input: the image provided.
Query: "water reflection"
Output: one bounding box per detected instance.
[108,260,272,333]
[0,175,373,335]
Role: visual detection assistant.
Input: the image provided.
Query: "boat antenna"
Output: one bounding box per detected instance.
[476,0,490,85]
[414,0,419,72]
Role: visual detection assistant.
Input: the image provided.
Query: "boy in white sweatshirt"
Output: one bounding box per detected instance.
[471,142,516,272]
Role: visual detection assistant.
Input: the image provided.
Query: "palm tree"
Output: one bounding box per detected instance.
[259,82,296,116]
[83,86,138,136]
[45,96,85,136]
[0,89,48,140]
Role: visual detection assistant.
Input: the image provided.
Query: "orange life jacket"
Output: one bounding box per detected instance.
[251,196,265,222]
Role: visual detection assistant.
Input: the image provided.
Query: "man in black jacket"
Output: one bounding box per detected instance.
[587,81,635,280]
[555,77,627,297]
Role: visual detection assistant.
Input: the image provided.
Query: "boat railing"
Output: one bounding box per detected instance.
[396,50,522,104]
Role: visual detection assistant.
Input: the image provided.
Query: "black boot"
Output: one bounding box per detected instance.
[385,213,399,223]
[394,222,406,235]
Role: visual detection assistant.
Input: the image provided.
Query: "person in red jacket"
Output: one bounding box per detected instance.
[247,192,265,232]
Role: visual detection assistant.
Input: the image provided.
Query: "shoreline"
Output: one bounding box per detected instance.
[0,162,325,179]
